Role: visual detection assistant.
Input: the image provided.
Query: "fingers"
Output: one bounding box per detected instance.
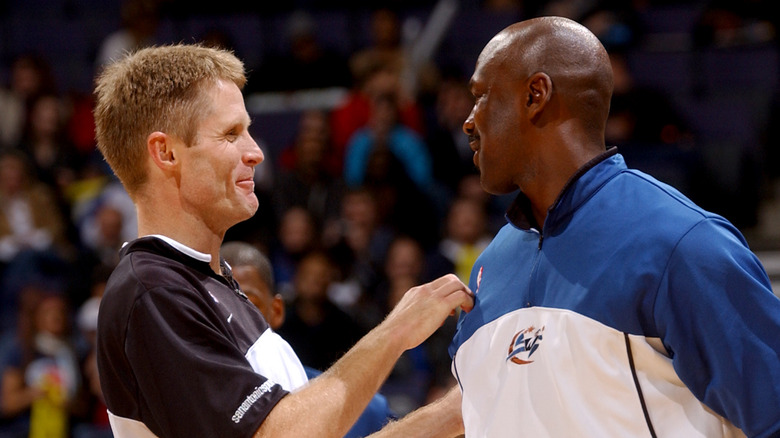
[384,274,474,351]
[447,288,474,314]
[428,274,474,313]
[429,273,472,294]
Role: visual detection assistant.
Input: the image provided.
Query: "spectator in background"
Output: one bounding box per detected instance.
[62,177,136,308]
[15,94,82,198]
[268,206,320,299]
[373,236,459,417]
[424,74,479,197]
[95,0,160,68]
[278,109,335,173]
[222,242,287,331]
[71,265,113,438]
[343,92,440,246]
[276,250,366,373]
[374,238,431,417]
[606,51,693,148]
[344,92,432,192]
[454,173,509,235]
[437,197,491,284]
[347,5,442,99]
[272,110,345,225]
[349,8,408,91]
[535,1,644,53]
[580,1,642,50]
[64,93,100,163]
[80,203,125,269]
[331,63,425,172]
[0,54,58,150]
[0,289,84,438]
[247,10,351,93]
[605,50,701,199]
[72,179,137,259]
[0,147,72,332]
[221,240,396,438]
[323,187,395,316]
[0,150,69,265]
[367,235,427,328]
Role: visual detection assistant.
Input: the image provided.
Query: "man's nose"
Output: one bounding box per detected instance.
[244,137,264,166]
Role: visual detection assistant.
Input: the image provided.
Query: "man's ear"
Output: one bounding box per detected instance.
[526,72,552,120]
[147,131,177,171]
[270,294,286,330]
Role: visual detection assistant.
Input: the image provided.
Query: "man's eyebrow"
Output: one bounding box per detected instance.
[230,115,251,132]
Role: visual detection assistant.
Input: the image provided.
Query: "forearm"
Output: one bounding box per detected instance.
[368,385,464,438]
[253,273,472,438]
[253,322,404,438]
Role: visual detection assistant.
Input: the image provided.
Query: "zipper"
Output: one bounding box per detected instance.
[528,228,543,307]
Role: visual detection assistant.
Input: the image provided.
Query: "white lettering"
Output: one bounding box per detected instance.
[232,380,275,423]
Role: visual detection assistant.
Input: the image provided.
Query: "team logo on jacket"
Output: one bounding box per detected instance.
[507,325,545,365]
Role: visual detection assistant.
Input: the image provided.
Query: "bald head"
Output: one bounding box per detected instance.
[462,16,614,216]
[221,241,286,329]
[482,16,613,136]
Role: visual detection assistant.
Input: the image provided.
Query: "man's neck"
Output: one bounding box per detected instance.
[136,210,225,274]
[521,141,604,229]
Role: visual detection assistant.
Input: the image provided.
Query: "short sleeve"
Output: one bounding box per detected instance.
[125,287,288,438]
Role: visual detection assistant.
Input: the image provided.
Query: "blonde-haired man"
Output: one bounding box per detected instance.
[95,44,472,438]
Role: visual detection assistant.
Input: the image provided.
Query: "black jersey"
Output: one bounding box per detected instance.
[97,236,307,438]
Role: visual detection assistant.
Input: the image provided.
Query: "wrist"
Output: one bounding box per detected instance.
[372,318,410,357]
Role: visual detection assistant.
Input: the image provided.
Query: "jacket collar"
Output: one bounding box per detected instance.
[506,147,622,231]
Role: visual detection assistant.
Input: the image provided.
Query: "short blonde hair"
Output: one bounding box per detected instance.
[93,44,246,194]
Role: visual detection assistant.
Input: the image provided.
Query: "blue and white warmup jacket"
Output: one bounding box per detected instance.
[449,149,780,437]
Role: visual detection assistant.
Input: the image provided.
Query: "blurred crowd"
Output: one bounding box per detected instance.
[0,0,778,436]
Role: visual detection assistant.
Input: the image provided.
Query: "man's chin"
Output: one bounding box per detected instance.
[233,197,260,223]
[245,199,260,218]
[481,176,518,196]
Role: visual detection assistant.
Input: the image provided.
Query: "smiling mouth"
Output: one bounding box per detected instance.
[236,178,255,191]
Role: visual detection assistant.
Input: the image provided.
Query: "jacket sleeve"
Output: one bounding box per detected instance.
[655,216,780,437]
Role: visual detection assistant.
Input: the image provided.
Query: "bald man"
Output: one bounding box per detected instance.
[449,16,780,437]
